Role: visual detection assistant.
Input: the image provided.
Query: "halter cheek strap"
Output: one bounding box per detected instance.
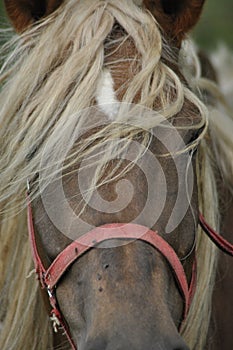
[27,196,77,349]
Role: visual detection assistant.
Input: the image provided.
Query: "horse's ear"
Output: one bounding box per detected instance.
[144,0,205,44]
[4,0,63,32]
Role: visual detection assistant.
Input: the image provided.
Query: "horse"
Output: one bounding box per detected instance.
[0,1,233,349]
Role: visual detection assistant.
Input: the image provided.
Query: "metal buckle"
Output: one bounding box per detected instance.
[50,312,61,333]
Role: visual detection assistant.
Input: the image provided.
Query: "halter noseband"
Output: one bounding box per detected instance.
[26,195,233,350]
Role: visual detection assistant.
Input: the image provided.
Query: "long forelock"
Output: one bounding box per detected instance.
[0,0,207,205]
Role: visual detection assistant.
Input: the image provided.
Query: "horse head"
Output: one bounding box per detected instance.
[2,1,225,350]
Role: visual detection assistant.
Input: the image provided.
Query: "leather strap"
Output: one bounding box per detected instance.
[27,194,46,287]
[27,194,77,349]
[199,214,233,256]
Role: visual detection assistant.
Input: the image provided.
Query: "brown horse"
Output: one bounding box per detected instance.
[0,1,233,349]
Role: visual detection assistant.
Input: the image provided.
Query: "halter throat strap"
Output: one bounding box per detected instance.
[199,214,233,256]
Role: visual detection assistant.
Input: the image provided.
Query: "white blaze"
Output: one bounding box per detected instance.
[96,69,120,120]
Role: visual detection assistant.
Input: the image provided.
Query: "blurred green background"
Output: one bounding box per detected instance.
[0,0,232,50]
[193,0,233,50]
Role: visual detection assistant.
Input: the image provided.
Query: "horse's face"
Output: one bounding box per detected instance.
[4,0,206,349]
[32,118,200,349]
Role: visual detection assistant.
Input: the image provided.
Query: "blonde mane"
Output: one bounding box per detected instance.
[0,1,232,349]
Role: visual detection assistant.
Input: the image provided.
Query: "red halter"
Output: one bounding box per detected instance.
[26,196,233,350]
